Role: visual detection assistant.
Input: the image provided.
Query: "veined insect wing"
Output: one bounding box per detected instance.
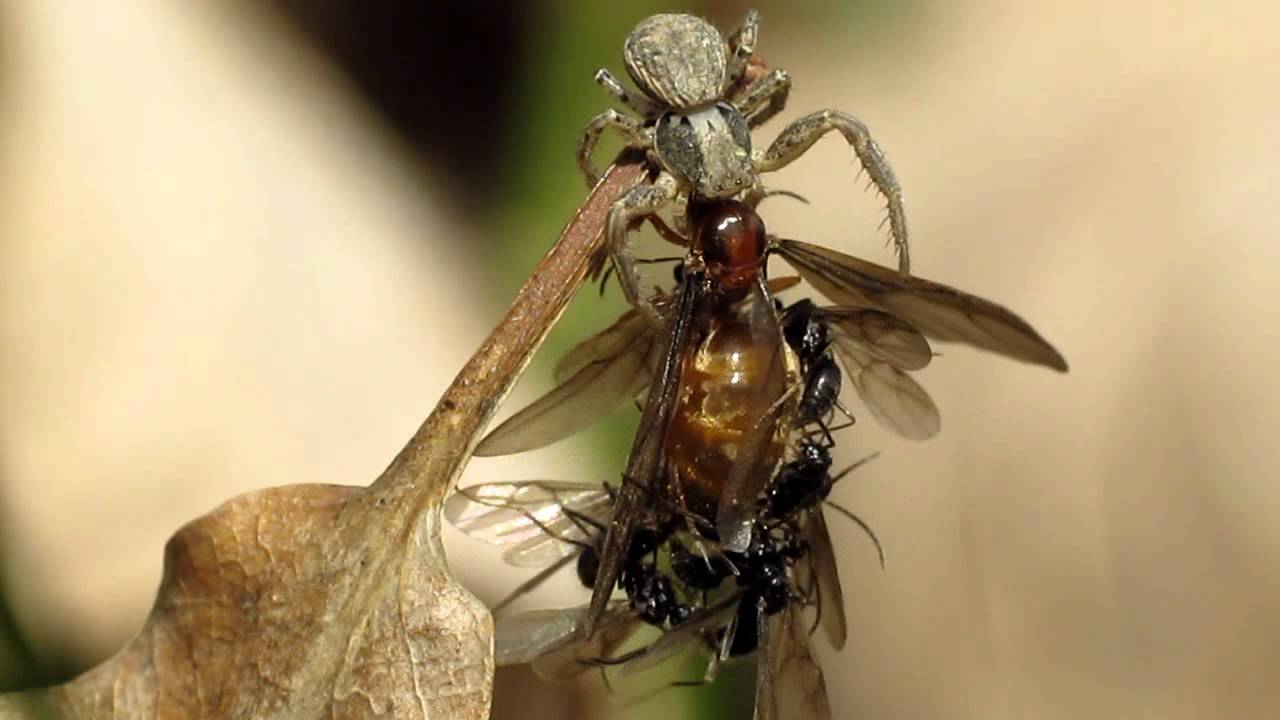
[775,238,1067,372]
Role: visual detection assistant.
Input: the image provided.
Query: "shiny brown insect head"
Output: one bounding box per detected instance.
[694,199,768,300]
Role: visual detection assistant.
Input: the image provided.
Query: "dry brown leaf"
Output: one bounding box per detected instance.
[0,157,647,720]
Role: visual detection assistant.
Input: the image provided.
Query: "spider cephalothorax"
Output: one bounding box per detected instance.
[580,11,913,323]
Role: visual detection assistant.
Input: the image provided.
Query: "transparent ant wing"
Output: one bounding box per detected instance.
[586,273,707,636]
[816,306,933,371]
[825,320,942,440]
[601,593,743,678]
[483,272,797,461]
[495,606,591,667]
[754,602,832,720]
[495,602,640,681]
[716,278,798,552]
[849,356,940,440]
[776,239,1067,372]
[553,305,661,383]
[445,481,612,567]
[796,510,847,650]
[474,309,660,457]
[531,605,646,682]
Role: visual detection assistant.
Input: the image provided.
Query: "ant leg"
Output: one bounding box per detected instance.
[833,398,856,424]
[607,173,679,325]
[817,407,857,443]
[794,419,835,449]
[763,379,803,425]
[805,585,824,636]
[491,553,578,615]
[601,654,720,706]
[644,214,688,247]
[717,606,744,661]
[578,109,651,188]
[827,419,855,434]
[563,506,608,537]
[597,263,615,297]
[701,649,722,683]
[595,68,660,118]
[816,420,837,449]
[796,424,827,448]
[756,109,911,274]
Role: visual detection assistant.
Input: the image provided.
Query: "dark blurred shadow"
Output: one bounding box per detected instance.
[0,475,81,691]
[0,526,41,691]
[267,1,533,213]
[0,9,69,695]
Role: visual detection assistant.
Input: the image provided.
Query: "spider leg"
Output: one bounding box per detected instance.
[734,68,792,129]
[756,109,911,274]
[723,9,759,88]
[595,68,660,118]
[577,109,652,189]
[606,173,680,325]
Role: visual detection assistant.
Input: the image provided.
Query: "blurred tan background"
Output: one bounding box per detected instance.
[1,1,1276,718]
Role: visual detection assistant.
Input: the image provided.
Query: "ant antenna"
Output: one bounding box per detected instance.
[759,188,811,205]
[823,500,886,570]
[491,553,578,615]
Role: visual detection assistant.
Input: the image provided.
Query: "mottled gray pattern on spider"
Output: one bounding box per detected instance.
[579,10,912,323]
